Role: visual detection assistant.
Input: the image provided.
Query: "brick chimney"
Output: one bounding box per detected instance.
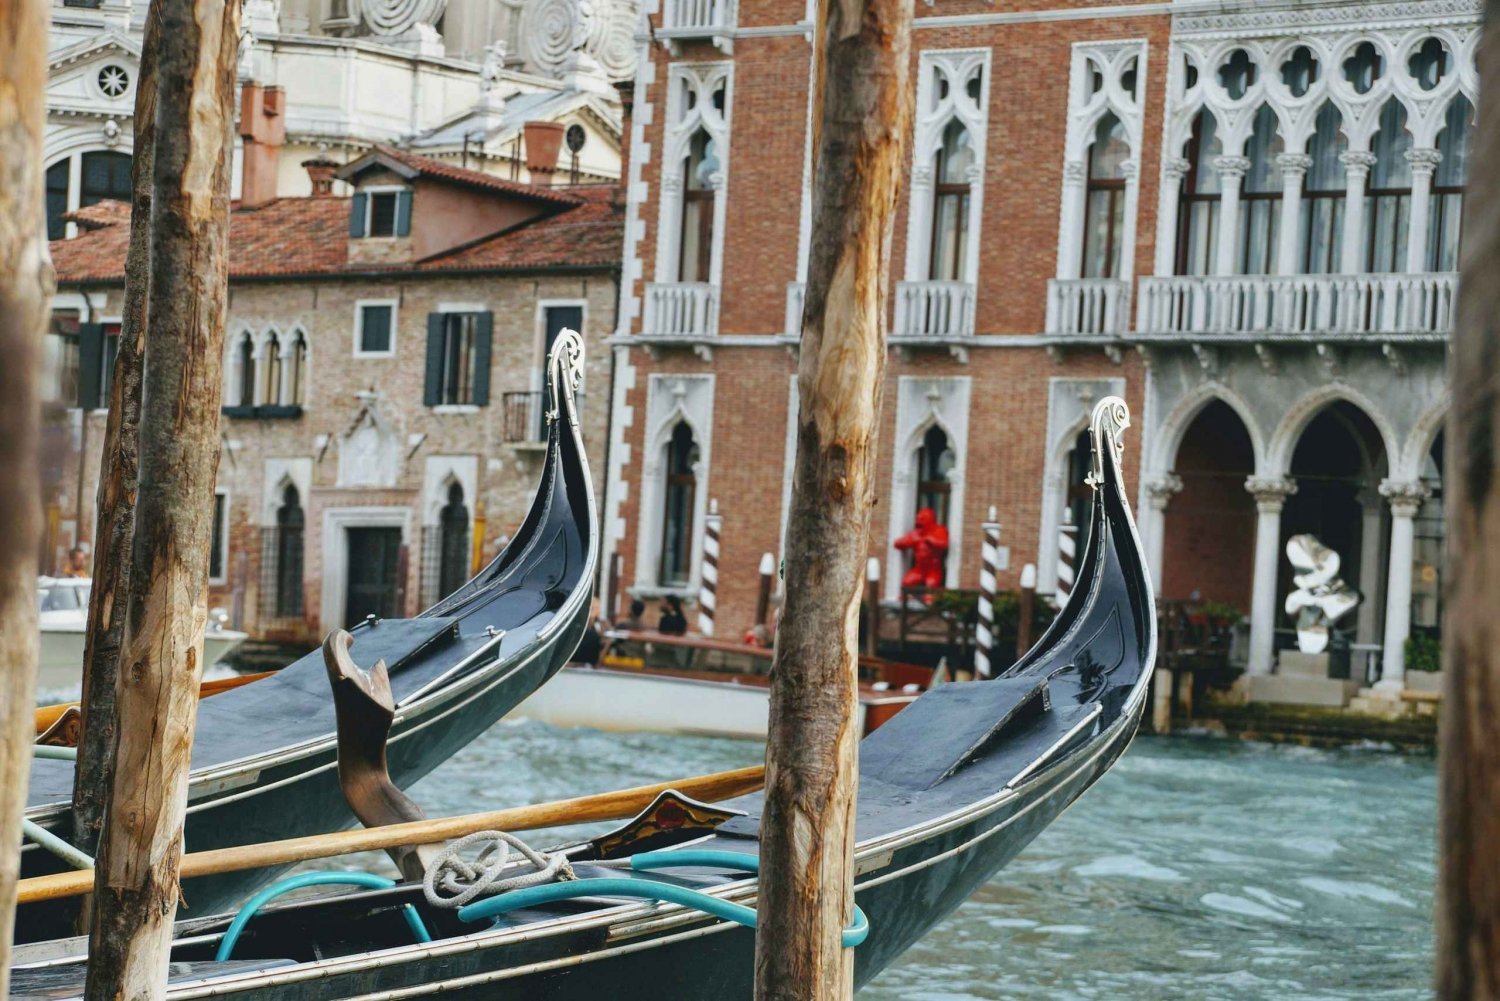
[302,155,337,197]
[523,120,565,186]
[613,80,633,208]
[239,84,286,208]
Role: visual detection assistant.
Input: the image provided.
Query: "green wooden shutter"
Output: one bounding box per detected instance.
[349,192,367,237]
[395,190,412,237]
[423,313,444,406]
[472,312,493,406]
[77,323,104,410]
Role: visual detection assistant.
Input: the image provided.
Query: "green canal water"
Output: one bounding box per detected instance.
[396,721,1435,1000]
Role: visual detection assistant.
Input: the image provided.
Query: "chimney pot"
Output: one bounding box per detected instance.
[522,120,566,183]
[302,156,338,197]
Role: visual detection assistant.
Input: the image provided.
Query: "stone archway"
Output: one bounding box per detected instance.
[1160,400,1257,611]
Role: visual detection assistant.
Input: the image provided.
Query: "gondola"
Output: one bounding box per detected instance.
[10,396,1153,998]
[14,330,598,944]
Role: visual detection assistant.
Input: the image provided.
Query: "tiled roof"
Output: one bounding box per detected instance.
[350,144,586,207]
[65,200,133,230]
[50,186,622,285]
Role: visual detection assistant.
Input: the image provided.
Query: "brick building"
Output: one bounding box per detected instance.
[45,147,621,642]
[603,0,1473,689]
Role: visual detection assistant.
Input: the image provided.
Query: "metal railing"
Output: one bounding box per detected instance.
[1046,278,1131,336]
[1137,273,1458,337]
[892,281,975,339]
[501,389,586,444]
[642,282,719,340]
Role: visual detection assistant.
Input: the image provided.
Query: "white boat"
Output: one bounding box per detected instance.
[37,577,249,696]
[514,630,927,740]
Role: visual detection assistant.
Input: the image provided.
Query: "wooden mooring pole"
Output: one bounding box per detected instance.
[83,0,239,991]
[753,0,911,996]
[1438,8,1500,995]
[0,0,52,986]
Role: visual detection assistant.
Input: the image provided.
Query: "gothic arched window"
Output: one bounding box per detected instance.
[1175,110,1221,276]
[1300,102,1348,274]
[1366,99,1413,272]
[679,129,718,283]
[930,120,974,281]
[915,425,955,527]
[287,333,307,407]
[236,332,257,406]
[658,421,699,586]
[1239,104,1284,275]
[1429,96,1473,272]
[438,482,470,598]
[275,484,304,618]
[262,332,283,406]
[1082,112,1129,278]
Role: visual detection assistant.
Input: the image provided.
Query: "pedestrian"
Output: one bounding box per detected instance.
[571,598,606,665]
[658,595,688,635]
[614,598,646,632]
[61,545,89,578]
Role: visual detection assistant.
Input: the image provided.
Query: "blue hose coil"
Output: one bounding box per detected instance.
[216,871,432,961]
[458,849,869,948]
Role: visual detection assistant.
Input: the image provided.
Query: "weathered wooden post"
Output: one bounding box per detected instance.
[83,0,240,990]
[1017,562,1037,658]
[0,0,52,983]
[72,0,158,867]
[975,507,1001,678]
[754,0,911,995]
[1438,9,1500,995]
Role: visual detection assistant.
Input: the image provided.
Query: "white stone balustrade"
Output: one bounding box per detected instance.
[642,282,719,340]
[662,0,736,33]
[1137,273,1458,337]
[784,281,805,337]
[892,280,976,340]
[1045,278,1131,336]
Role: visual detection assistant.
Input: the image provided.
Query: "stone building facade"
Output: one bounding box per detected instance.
[46,150,621,642]
[604,0,1471,688]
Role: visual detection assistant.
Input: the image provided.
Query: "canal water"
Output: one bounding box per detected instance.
[398,721,1435,1000]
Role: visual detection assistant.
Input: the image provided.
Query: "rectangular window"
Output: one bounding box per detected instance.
[424,311,493,408]
[46,162,70,241]
[355,301,396,356]
[44,311,81,407]
[210,492,227,583]
[369,192,399,237]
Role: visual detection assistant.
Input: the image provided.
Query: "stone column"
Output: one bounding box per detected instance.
[1338,151,1377,274]
[1274,152,1312,276]
[1144,473,1184,596]
[1057,159,1087,282]
[1403,148,1443,274]
[1355,487,1384,645]
[1245,476,1297,675]
[1378,478,1431,689]
[1213,155,1251,276]
[1153,157,1191,276]
[1118,159,1140,287]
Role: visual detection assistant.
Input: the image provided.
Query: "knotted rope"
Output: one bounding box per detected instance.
[422,830,577,909]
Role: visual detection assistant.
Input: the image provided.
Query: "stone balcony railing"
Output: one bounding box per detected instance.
[1136,273,1458,338]
[642,282,719,341]
[1045,278,1131,336]
[659,0,736,51]
[892,280,976,340]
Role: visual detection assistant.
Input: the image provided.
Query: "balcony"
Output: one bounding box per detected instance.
[659,0,736,53]
[892,281,975,360]
[501,390,584,447]
[1046,279,1131,336]
[1136,274,1458,338]
[640,282,719,360]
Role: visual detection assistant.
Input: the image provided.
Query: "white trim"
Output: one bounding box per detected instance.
[632,374,715,591]
[885,376,971,600]
[422,455,478,525]
[208,488,230,586]
[905,48,991,285]
[359,184,407,239]
[318,507,411,635]
[262,459,312,525]
[653,62,733,289]
[353,298,399,358]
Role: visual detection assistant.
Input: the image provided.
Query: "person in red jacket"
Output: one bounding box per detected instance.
[894,507,949,592]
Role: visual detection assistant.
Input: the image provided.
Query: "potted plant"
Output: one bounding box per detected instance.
[1404,631,1443,693]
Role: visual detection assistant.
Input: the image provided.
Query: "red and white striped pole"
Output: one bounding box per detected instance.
[1056,508,1078,608]
[698,498,721,636]
[976,506,1001,678]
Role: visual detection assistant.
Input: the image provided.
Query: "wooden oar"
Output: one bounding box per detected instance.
[16,764,765,905]
[34,671,273,735]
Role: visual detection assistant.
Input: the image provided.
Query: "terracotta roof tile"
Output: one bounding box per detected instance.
[65,199,133,230]
[357,145,585,207]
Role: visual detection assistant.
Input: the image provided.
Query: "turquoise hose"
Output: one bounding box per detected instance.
[216,872,432,961]
[458,849,869,948]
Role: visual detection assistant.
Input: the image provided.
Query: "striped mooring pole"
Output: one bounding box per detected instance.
[976,507,1001,678]
[698,499,721,636]
[1056,509,1078,608]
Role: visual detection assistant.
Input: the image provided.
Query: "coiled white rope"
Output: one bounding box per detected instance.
[422,830,577,909]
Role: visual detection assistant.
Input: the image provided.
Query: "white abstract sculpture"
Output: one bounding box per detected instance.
[1283,534,1361,654]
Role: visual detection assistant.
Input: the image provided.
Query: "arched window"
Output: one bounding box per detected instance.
[262,333,283,406]
[1429,96,1473,272]
[1300,102,1347,274]
[274,484,304,618]
[438,482,470,598]
[1239,105,1283,275]
[286,333,307,407]
[236,333,257,406]
[915,425,955,527]
[1064,428,1093,539]
[658,421,699,586]
[679,129,719,283]
[45,150,133,240]
[930,120,974,281]
[1175,110,1221,276]
[1082,112,1129,278]
[1366,99,1413,272]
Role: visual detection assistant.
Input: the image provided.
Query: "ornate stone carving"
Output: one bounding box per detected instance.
[1212,154,1251,179]
[1405,147,1444,176]
[1379,478,1431,517]
[1284,535,1360,654]
[1339,150,1378,174]
[1145,473,1184,511]
[1275,152,1313,175]
[480,41,507,94]
[1162,156,1192,180]
[357,0,445,37]
[1246,476,1297,512]
[1062,159,1086,185]
[519,0,589,77]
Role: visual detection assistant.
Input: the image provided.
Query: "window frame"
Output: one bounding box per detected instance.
[93,318,122,413]
[657,421,700,588]
[209,489,230,586]
[1175,112,1221,277]
[353,298,399,358]
[362,185,406,239]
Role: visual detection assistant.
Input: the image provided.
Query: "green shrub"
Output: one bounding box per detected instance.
[1405,632,1442,673]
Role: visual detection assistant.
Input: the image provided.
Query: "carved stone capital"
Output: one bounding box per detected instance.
[1120,158,1139,180]
[912,164,934,188]
[1212,155,1251,179]
[661,173,682,194]
[1405,147,1444,177]
[1146,473,1184,511]
[1275,152,1313,176]
[1062,159,1086,185]
[1339,150,1378,175]
[964,162,985,184]
[1162,156,1192,181]
[1379,478,1431,517]
[1245,476,1297,512]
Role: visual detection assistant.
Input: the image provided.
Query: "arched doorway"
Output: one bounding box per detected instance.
[438,482,470,598]
[1161,400,1257,611]
[658,421,700,587]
